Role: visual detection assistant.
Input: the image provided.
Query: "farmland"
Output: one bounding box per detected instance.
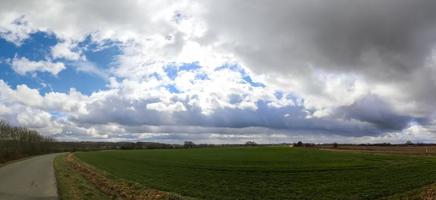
[322,145,436,155]
[75,147,436,199]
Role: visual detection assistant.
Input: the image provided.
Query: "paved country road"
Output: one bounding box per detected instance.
[0,154,61,200]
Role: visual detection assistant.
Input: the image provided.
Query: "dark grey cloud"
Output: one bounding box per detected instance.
[203,0,436,75]
[201,0,436,117]
[334,95,424,131]
[72,94,390,137]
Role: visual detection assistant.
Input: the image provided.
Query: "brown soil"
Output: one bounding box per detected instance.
[422,185,436,200]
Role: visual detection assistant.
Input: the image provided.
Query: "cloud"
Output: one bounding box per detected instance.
[198,0,436,116]
[0,15,34,45]
[0,1,436,142]
[11,57,65,75]
[146,101,186,112]
[334,95,419,131]
[0,0,187,42]
[0,66,385,141]
[75,61,109,79]
[200,0,436,74]
[51,41,82,60]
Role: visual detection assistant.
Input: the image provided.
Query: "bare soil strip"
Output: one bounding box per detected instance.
[320,145,436,155]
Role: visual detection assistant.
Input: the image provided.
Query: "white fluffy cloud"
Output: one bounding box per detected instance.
[11,57,65,75]
[51,41,82,60]
[0,16,34,45]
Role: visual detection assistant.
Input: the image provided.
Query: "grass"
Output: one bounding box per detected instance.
[54,154,109,200]
[55,153,185,200]
[75,147,436,200]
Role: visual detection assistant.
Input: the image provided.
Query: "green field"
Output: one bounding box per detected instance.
[76,147,436,199]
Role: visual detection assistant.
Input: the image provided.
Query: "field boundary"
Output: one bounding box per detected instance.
[318,145,436,156]
[64,153,187,200]
[54,153,109,200]
[320,148,436,157]
[382,183,436,200]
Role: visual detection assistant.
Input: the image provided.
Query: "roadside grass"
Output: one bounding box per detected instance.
[55,153,187,200]
[384,184,436,200]
[75,147,436,200]
[54,154,108,200]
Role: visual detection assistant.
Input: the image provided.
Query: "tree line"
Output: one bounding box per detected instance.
[0,121,58,163]
[0,121,176,164]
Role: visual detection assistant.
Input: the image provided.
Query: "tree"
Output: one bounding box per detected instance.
[245,141,257,146]
[333,142,338,148]
[405,140,414,145]
[295,141,303,147]
[184,141,195,148]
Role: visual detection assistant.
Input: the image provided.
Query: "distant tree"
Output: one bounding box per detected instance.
[245,141,257,146]
[0,121,57,163]
[0,120,181,164]
[295,141,303,147]
[304,143,315,147]
[184,141,195,148]
[333,143,338,148]
[406,140,414,145]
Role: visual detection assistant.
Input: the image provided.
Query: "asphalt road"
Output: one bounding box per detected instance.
[0,154,60,200]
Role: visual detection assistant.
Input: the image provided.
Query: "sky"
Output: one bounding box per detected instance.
[1,0,436,144]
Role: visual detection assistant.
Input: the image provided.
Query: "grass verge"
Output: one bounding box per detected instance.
[54,154,108,200]
[384,184,436,200]
[55,153,186,200]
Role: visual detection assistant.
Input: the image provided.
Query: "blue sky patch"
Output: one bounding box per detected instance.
[78,36,122,69]
[15,31,57,61]
[0,62,44,90]
[242,75,265,88]
[216,64,265,88]
[0,38,16,60]
[165,62,201,80]
[0,31,114,95]
[40,64,107,95]
[165,84,181,93]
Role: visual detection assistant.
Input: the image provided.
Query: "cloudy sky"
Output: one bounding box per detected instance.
[1,0,436,143]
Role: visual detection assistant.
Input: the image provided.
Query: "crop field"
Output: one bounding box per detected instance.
[76,147,436,199]
[323,145,436,155]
